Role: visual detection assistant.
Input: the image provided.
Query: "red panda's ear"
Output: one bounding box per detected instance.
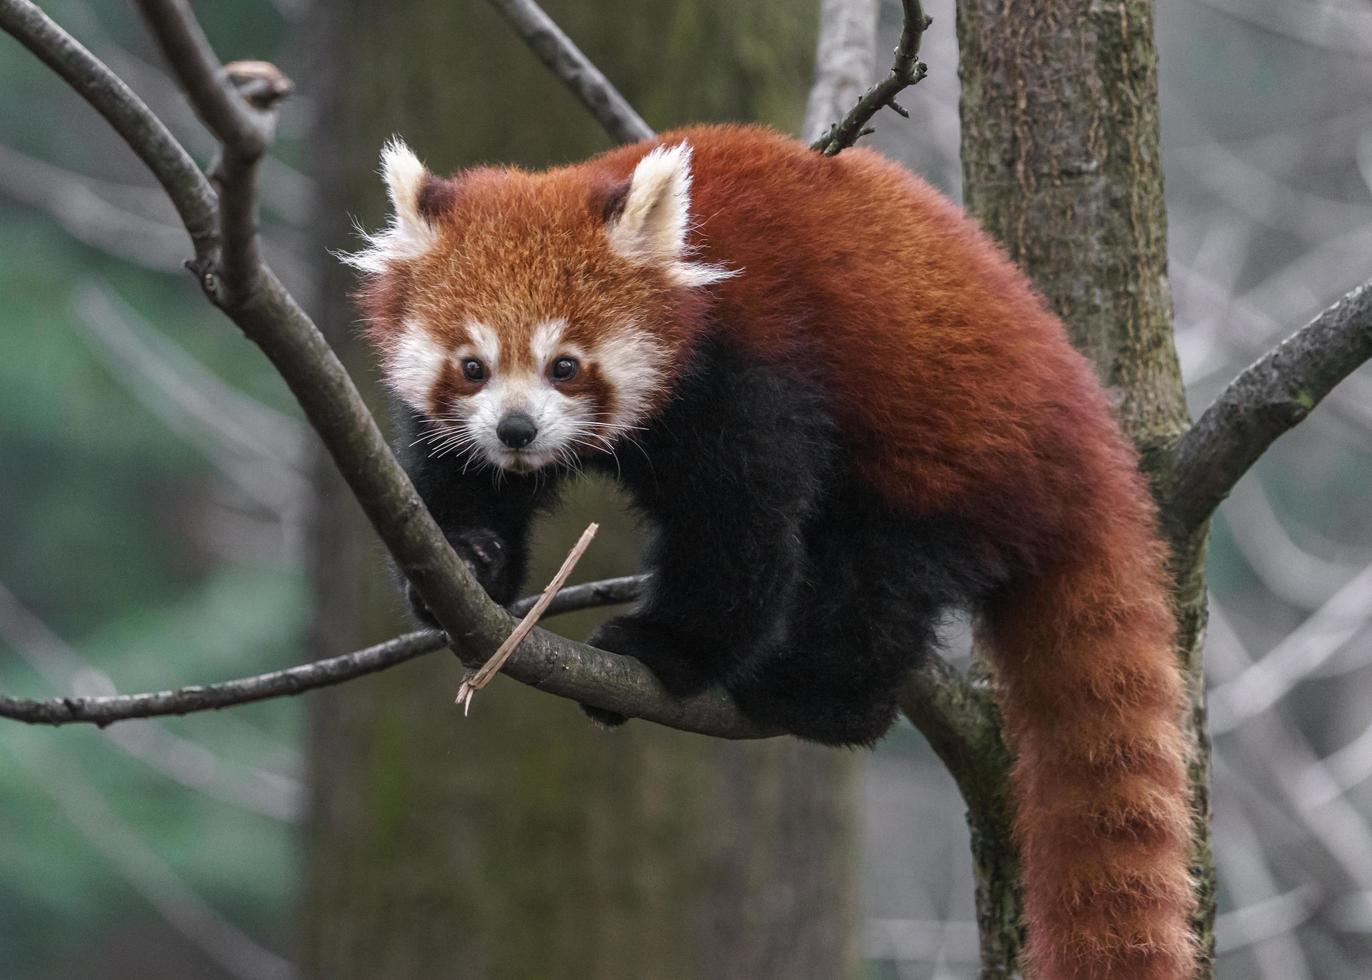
[340,137,439,274]
[605,142,736,288]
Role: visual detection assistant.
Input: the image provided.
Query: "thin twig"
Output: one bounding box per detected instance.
[457,523,599,713]
[509,573,644,617]
[811,0,931,155]
[484,0,653,145]
[1165,277,1372,539]
[0,630,444,727]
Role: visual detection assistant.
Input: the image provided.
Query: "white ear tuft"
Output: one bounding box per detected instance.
[339,137,438,274]
[607,142,737,288]
[381,138,429,235]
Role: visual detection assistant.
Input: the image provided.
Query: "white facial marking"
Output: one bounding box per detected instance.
[596,323,668,434]
[386,319,448,411]
[464,320,501,370]
[530,319,568,368]
[606,142,738,288]
[339,137,438,274]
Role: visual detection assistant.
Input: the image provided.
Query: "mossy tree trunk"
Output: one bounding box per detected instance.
[298,2,860,978]
[956,0,1214,975]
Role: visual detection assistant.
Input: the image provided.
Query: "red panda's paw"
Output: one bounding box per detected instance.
[586,615,720,699]
[404,580,441,629]
[405,529,517,627]
[450,529,514,603]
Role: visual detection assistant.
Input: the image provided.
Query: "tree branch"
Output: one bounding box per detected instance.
[810,0,930,155]
[801,0,879,144]
[899,655,1010,810]
[0,575,649,729]
[1166,277,1372,538]
[0,630,441,728]
[484,0,653,145]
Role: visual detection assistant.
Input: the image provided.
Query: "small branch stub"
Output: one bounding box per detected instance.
[223,59,293,109]
[456,522,599,714]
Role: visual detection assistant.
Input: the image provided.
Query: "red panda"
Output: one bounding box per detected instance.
[348,124,1196,980]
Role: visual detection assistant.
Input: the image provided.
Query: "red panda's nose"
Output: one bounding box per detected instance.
[496,412,538,449]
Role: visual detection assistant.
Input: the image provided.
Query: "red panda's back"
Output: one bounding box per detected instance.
[588,125,1135,565]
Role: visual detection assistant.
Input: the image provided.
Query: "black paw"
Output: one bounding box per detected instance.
[580,703,629,728]
[452,528,511,600]
[405,528,512,626]
[586,615,717,697]
[405,579,441,628]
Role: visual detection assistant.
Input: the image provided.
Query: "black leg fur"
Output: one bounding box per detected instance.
[584,341,838,721]
[727,483,1008,746]
[591,339,1008,743]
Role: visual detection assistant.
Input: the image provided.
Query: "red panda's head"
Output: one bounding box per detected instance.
[346,139,733,473]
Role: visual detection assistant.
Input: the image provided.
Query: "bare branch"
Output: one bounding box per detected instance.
[811,0,931,155]
[510,574,645,617]
[0,629,443,728]
[0,580,301,819]
[484,0,653,145]
[899,654,1010,811]
[801,0,879,144]
[2,0,770,738]
[1166,277,1372,537]
[0,576,648,729]
[0,0,217,255]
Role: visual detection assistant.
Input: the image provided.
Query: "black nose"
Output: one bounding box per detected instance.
[496,412,538,449]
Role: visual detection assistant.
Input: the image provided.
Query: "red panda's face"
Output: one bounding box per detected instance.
[347,140,733,473]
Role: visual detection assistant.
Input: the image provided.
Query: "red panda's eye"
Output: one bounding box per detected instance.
[462,358,486,382]
[550,356,580,382]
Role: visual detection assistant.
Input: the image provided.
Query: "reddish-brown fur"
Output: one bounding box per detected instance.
[364,124,1195,979]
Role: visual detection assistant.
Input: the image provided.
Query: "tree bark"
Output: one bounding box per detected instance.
[956,0,1213,974]
[298,2,858,978]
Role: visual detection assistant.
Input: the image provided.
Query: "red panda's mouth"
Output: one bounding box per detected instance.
[497,449,554,473]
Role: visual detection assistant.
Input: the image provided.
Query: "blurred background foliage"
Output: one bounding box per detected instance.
[0,0,1369,977]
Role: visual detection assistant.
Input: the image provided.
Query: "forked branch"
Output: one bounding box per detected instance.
[1165,278,1372,539]
[0,0,217,255]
